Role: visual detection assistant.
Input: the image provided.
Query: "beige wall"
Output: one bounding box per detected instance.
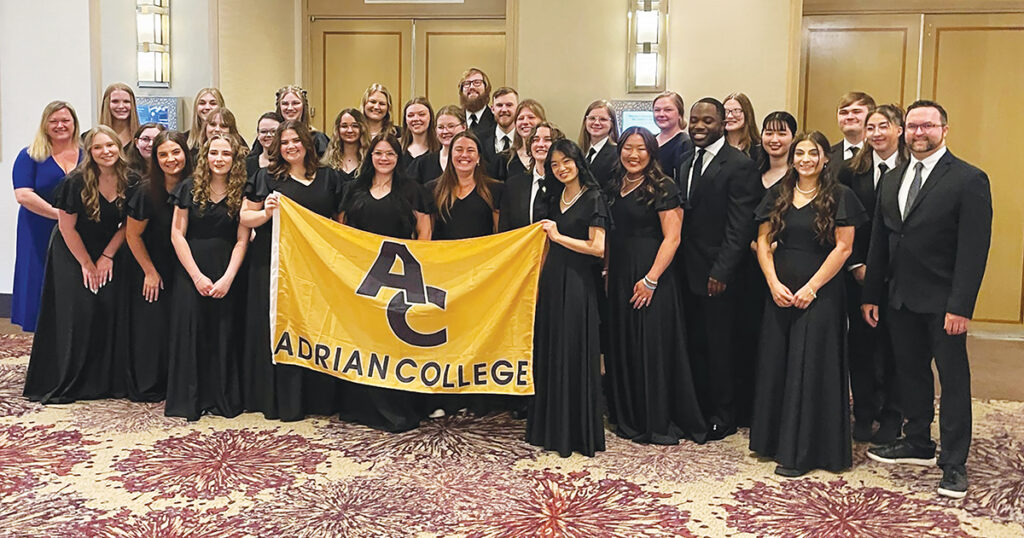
[515,0,802,141]
[217,0,299,142]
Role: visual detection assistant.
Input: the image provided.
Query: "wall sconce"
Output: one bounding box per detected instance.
[136,0,170,88]
[627,0,668,93]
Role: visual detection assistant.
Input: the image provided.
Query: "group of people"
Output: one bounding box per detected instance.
[10,67,991,500]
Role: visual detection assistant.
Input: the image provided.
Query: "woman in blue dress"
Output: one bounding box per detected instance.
[11,101,82,331]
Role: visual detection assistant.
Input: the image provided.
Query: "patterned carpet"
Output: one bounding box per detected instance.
[1,333,1022,537]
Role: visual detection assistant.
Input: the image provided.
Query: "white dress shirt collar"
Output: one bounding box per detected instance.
[588,136,609,158]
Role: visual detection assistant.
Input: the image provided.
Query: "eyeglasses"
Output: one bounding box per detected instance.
[865,122,892,133]
[137,137,155,144]
[258,130,276,137]
[725,108,744,117]
[372,150,397,158]
[436,123,463,132]
[461,80,485,89]
[585,116,610,123]
[906,123,943,132]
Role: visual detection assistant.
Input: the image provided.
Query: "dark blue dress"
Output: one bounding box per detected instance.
[11,147,79,331]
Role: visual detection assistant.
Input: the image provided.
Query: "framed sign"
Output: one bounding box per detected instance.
[136,96,181,129]
[609,99,658,135]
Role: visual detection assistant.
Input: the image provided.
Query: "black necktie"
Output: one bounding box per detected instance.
[876,162,889,190]
[469,114,478,129]
[689,148,707,196]
[531,178,545,223]
[903,162,924,220]
[849,146,860,159]
[587,147,597,163]
[500,136,510,152]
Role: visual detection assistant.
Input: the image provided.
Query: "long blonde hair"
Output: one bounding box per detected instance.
[322,108,370,171]
[76,126,129,221]
[276,85,316,129]
[196,106,245,149]
[723,92,760,152]
[98,83,140,134]
[508,99,547,160]
[192,134,248,216]
[187,87,226,149]
[578,99,619,150]
[28,101,80,161]
[361,83,397,136]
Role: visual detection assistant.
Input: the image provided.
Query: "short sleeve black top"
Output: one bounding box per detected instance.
[52,172,126,259]
[339,179,434,240]
[425,179,504,239]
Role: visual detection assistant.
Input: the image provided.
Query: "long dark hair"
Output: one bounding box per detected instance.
[766,131,838,246]
[267,120,319,180]
[125,122,166,176]
[433,131,498,219]
[399,97,441,154]
[148,130,193,205]
[348,133,418,237]
[848,104,908,175]
[758,111,798,174]
[543,138,601,206]
[608,126,675,208]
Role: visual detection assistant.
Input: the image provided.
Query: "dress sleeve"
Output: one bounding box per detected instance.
[126,182,152,220]
[489,181,504,211]
[835,184,869,228]
[754,184,781,223]
[338,181,356,215]
[51,173,83,214]
[244,169,272,203]
[169,179,194,209]
[586,189,611,230]
[12,148,39,189]
[654,179,682,212]
[408,181,436,214]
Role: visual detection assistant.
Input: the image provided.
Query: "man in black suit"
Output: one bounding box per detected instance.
[459,68,496,138]
[829,92,875,165]
[676,98,761,440]
[498,124,561,232]
[477,87,518,175]
[863,100,992,500]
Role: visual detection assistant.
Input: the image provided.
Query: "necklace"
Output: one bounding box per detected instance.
[561,186,586,207]
[795,183,818,195]
[624,174,643,183]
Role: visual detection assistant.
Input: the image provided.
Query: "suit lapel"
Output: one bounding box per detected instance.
[694,150,724,202]
[882,163,907,228]
[679,153,696,205]
[904,151,954,221]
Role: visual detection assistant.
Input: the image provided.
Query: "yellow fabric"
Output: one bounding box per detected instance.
[270,195,546,395]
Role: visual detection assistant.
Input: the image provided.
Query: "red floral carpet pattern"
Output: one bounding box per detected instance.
[0,337,1022,537]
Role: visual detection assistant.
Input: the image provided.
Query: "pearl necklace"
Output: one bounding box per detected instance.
[795,183,818,195]
[561,186,586,207]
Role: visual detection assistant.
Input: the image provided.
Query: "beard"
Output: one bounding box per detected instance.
[460,91,490,112]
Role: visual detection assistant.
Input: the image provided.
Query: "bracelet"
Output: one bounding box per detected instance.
[809,288,817,298]
[642,276,658,290]
[101,253,114,260]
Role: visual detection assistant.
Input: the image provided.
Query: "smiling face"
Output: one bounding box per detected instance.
[370,140,398,175]
[196,92,219,122]
[450,136,480,176]
[405,103,430,136]
[109,89,133,121]
[865,111,902,156]
[837,101,870,140]
[156,140,186,177]
[363,91,389,123]
[279,92,304,122]
[205,114,227,139]
[904,106,948,158]
[653,96,681,131]
[337,113,362,144]
[279,129,306,166]
[688,102,724,148]
[515,108,540,139]
[491,93,518,130]
[619,133,650,176]
[724,98,745,133]
[207,138,234,177]
[529,126,553,163]
[792,139,826,179]
[257,118,281,150]
[46,107,75,143]
[436,114,465,147]
[585,106,612,142]
[761,122,794,159]
[136,127,162,159]
[548,150,579,185]
[91,132,121,168]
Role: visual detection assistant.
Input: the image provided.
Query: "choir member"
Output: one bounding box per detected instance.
[577,99,620,189]
[24,126,130,403]
[11,101,81,332]
[652,91,694,181]
[408,105,465,185]
[240,121,346,421]
[185,88,226,151]
[97,83,139,147]
[123,130,192,401]
[194,106,246,162]
[478,87,518,170]
[676,98,761,440]
[362,83,399,139]
[750,131,866,476]
[498,122,561,232]
[322,108,370,179]
[124,122,166,180]
[246,111,283,178]
[723,92,762,160]
[493,99,546,181]
[399,97,441,172]
[830,92,875,164]
[165,134,250,421]
[527,138,608,457]
[336,133,433,431]
[250,86,329,159]
[458,67,495,136]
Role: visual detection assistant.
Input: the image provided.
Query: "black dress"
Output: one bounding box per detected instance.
[242,167,346,421]
[656,132,693,181]
[605,180,707,444]
[733,179,770,426]
[164,179,246,421]
[526,188,609,457]
[492,151,529,182]
[749,184,867,472]
[123,182,179,401]
[336,179,434,432]
[24,173,128,403]
[408,151,444,185]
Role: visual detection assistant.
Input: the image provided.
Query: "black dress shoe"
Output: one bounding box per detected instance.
[937,465,968,499]
[871,419,902,445]
[853,420,874,442]
[774,465,808,478]
[707,423,737,441]
[867,439,936,466]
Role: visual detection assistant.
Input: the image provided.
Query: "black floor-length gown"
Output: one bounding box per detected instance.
[24,173,128,403]
[164,179,246,421]
[242,167,346,421]
[335,179,435,432]
[733,180,771,426]
[749,184,867,472]
[526,188,608,457]
[605,181,707,444]
[123,182,179,401]
[423,180,512,416]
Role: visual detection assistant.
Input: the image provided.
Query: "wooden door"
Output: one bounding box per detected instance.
[309,19,414,131]
[412,19,506,109]
[921,13,1024,324]
[800,15,922,142]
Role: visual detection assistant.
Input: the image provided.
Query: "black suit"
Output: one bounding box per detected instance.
[675,141,761,431]
[479,127,514,179]
[830,141,862,167]
[467,107,496,139]
[587,142,619,190]
[863,149,992,467]
[838,161,901,431]
[498,172,544,232]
